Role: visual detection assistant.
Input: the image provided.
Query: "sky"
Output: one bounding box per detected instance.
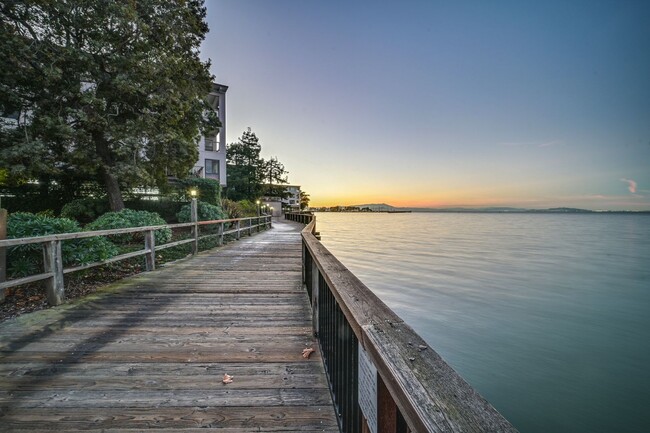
[201,1,650,210]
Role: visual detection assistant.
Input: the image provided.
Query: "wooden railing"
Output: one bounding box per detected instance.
[285,211,315,225]
[0,214,272,306]
[293,213,518,433]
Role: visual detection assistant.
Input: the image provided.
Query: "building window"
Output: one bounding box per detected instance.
[205,159,220,177]
[205,137,218,152]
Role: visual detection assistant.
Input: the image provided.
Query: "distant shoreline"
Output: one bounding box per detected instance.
[311,207,650,214]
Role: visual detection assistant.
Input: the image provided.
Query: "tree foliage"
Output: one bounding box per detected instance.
[260,156,289,198]
[0,0,219,211]
[225,128,291,201]
[225,128,263,201]
[300,191,310,210]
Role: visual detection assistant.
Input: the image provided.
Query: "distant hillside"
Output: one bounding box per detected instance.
[353,204,596,213]
[329,204,648,213]
[354,203,396,211]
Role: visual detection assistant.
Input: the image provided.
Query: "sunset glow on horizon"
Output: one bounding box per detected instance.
[203,1,650,211]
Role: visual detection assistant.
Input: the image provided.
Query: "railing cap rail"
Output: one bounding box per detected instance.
[0,215,267,248]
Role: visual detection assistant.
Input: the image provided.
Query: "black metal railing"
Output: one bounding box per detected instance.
[317,266,361,433]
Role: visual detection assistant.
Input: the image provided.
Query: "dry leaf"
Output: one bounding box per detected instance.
[222,373,233,384]
[302,348,315,359]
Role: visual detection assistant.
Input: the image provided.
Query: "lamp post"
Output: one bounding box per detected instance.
[256,200,260,217]
[269,206,274,217]
[189,188,198,254]
[189,189,198,222]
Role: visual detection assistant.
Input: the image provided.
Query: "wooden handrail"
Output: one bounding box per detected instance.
[299,216,518,433]
[0,214,273,304]
[0,217,260,248]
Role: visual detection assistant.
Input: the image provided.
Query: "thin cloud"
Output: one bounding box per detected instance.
[538,140,562,148]
[620,178,637,193]
[499,140,562,148]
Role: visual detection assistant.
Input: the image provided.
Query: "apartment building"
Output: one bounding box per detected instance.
[192,83,228,186]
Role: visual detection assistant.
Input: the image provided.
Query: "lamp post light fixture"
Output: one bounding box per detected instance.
[256,200,260,217]
[189,189,198,224]
[269,206,274,217]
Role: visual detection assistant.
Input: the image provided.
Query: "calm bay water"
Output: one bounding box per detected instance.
[314,212,650,433]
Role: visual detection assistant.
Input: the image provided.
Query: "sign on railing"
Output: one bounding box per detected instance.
[358,342,378,433]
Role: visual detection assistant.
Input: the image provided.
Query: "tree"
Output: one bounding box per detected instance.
[260,156,289,198]
[225,128,263,201]
[300,191,310,210]
[0,1,219,211]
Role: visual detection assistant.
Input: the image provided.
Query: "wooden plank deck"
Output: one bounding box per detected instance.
[0,219,339,432]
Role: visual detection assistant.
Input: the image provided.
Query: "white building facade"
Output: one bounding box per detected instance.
[283,185,302,211]
[193,83,228,186]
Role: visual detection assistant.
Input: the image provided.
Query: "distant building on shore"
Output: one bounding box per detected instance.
[283,185,302,211]
[191,82,228,186]
[262,184,302,216]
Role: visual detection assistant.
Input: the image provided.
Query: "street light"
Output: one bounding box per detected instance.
[256,200,260,217]
[189,189,198,224]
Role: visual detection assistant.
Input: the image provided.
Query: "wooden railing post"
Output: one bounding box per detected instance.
[0,209,6,304]
[236,220,241,240]
[191,198,198,254]
[377,374,398,433]
[218,222,224,246]
[311,257,319,335]
[144,229,155,271]
[43,240,64,305]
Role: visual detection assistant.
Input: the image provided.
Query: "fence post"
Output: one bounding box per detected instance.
[236,220,241,240]
[311,257,319,336]
[144,229,155,271]
[218,222,224,246]
[377,374,399,433]
[249,218,253,236]
[191,198,198,254]
[0,209,6,304]
[43,240,64,305]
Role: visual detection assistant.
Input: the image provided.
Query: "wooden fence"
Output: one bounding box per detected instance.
[0,210,271,306]
[285,212,518,433]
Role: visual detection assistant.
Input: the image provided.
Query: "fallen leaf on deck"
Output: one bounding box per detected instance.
[302,348,315,359]
[222,374,233,384]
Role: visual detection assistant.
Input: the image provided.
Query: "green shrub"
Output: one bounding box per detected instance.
[124,199,184,223]
[60,197,109,224]
[86,209,172,245]
[238,199,259,217]
[177,201,225,222]
[221,199,241,219]
[6,212,118,277]
[176,178,222,206]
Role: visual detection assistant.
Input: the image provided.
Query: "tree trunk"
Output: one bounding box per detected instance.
[100,167,125,211]
[94,133,125,212]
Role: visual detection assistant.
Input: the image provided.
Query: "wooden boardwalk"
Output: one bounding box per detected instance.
[0,219,339,432]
